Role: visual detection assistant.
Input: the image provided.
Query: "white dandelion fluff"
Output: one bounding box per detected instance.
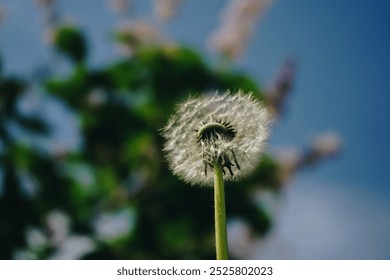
[162,91,273,186]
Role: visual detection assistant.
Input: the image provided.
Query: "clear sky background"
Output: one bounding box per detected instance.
[1,0,389,259]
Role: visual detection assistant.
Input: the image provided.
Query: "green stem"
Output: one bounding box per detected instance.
[214,162,229,260]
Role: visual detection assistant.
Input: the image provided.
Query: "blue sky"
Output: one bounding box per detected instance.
[1,0,389,259]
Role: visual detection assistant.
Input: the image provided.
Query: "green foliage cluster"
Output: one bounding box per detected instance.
[0,25,281,259]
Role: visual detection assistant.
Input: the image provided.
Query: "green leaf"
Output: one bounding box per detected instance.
[0,54,3,76]
[0,77,26,115]
[14,114,49,135]
[0,77,26,96]
[136,46,210,99]
[54,25,87,63]
[44,66,89,106]
[213,71,262,97]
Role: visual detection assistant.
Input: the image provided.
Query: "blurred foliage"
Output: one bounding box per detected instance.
[54,25,87,63]
[0,19,285,260]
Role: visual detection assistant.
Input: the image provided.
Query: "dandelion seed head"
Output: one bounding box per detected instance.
[162,91,273,186]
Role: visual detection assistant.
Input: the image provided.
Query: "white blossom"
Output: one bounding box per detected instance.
[153,0,182,22]
[311,132,341,156]
[106,0,132,15]
[162,91,272,186]
[209,0,273,59]
[0,5,6,25]
[116,20,161,55]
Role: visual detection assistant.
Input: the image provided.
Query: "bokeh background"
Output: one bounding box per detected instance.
[0,0,389,259]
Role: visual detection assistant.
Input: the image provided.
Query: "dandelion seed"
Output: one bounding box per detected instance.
[162,91,273,186]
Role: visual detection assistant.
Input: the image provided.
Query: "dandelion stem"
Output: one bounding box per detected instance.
[214,162,229,260]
